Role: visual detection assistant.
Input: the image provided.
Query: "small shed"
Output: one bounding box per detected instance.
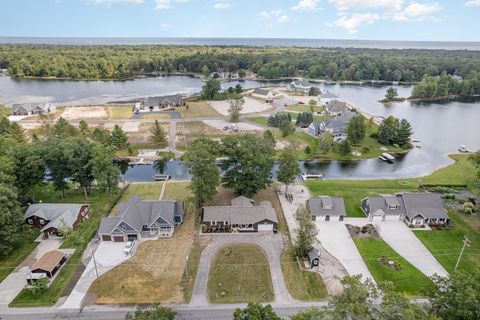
[308,248,320,269]
[30,250,67,278]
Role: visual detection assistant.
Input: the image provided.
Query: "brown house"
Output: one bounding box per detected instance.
[24,203,89,238]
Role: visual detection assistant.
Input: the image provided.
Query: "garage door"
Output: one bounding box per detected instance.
[385,215,400,221]
[101,235,112,241]
[371,215,384,222]
[113,235,125,242]
[257,224,273,232]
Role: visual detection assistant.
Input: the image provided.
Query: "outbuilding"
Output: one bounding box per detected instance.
[30,250,67,278]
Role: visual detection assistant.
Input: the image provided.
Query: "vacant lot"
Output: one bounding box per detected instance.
[176,121,227,148]
[354,237,433,296]
[89,182,194,304]
[141,113,170,120]
[107,106,133,119]
[208,97,273,116]
[208,244,274,303]
[61,106,108,120]
[181,101,222,118]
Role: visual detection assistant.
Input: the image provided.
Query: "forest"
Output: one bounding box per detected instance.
[410,73,480,99]
[2,44,480,82]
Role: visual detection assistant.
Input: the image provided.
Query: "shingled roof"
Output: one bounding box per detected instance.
[31,250,66,273]
[308,196,346,217]
[24,203,86,232]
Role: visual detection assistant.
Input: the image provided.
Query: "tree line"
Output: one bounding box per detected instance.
[411,72,480,100]
[2,44,480,82]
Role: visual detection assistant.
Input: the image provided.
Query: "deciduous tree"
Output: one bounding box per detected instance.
[294,204,318,258]
[277,146,300,194]
[228,98,244,123]
[346,114,367,144]
[233,303,281,320]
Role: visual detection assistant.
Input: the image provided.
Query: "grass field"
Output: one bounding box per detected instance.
[10,184,123,307]
[180,101,222,118]
[141,113,170,120]
[208,244,274,303]
[107,106,133,119]
[354,237,434,296]
[286,104,324,113]
[414,211,480,273]
[246,116,269,126]
[0,231,40,283]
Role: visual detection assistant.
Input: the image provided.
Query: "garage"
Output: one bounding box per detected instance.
[113,235,125,242]
[385,215,401,221]
[101,235,111,241]
[257,223,273,232]
[370,214,384,222]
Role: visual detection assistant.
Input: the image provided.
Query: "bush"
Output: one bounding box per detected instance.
[30,277,48,296]
[361,146,370,153]
[304,145,311,154]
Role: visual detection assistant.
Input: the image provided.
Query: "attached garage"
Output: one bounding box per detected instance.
[101,235,112,241]
[113,235,125,242]
[385,214,401,221]
[257,223,274,232]
[370,214,384,222]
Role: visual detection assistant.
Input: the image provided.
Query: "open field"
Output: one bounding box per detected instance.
[110,183,163,216]
[61,106,108,120]
[208,97,273,116]
[9,184,123,307]
[285,104,324,113]
[141,113,170,120]
[181,101,223,118]
[0,231,40,283]
[89,182,194,304]
[207,244,274,303]
[354,237,434,296]
[107,106,133,119]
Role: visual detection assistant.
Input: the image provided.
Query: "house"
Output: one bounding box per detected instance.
[325,99,348,116]
[98,196,184,242]
[139,95,184,112]
[202,196,278,233]
[24,204,89,238]
[251,88,275,102]
[318,91,339,106]
[308,196,346,221]
[308,248,320,268]
[307,110,355,141]
[28,250,67,283]
[288,79,313,93]
[11,103,55,116]
[361,192,449,227]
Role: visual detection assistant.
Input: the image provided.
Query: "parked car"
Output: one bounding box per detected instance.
[230,125,239,132]
[124,241,136,254]
[298,101,305,105]
[223,126,230,131]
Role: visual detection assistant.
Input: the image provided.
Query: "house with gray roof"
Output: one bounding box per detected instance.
[12,103,55,116]
[288,79,313,93]
[318,91,339,105]
[361,192,449,227]
[98,196,184,242]
[325,99,348,116]
[202,196,278,233]
[308,196,346,221]
[251,88,275,102]
[307,110,356,141]
[24,203,89,238]
[137,95,184,112]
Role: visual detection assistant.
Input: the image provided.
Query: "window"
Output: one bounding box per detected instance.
[225,221,229,225]
[40,219,45,225]
[28,219,33,224]
[312,215,316,221]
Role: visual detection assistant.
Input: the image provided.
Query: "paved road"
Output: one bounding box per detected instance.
[190,234,292,307]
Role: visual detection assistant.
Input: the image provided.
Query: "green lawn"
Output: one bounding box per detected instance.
[9,184,123,307]
[354,237,434,296]
[208,244,274,303]
[286,104,324,113]
[246,116,268,126]
[180,101,223,118]
[414,211,480,273]
[110,183,162,216]
[0,230,40,283]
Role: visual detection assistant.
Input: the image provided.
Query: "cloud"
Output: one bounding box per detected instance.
[154,0,186,10]
[259,9,290,25]
[88,0,144,5]
[277,15,290,23]
[393,2,442,21]
[291,0,320,12]
[328,0,403,11]
[331,12,379,34]
[465,0,480,6]
[160,23,171,28]
[213,2,230,9]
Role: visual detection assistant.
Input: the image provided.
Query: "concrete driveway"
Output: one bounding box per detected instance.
[61,241,130,309]
[375,221,448,277]
[190,234,292,307]
[316,221,375,283]
[0,239,61,306]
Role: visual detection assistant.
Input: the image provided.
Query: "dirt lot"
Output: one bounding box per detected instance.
[61,106,108,120]
[208,97,273,116]
[127,122,169,146]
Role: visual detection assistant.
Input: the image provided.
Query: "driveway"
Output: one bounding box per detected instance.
[61,241,130,309]
[190,234,291,307]
[316,221,375,283]
[375,221,448,278]
[0,239,61,306]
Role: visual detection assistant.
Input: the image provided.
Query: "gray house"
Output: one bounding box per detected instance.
[325,99,348,116]
[138,95,184,112]
[361,192,449,227]
[308,196,346,222]
[318,91,339,105]
[251,88,274,102]
[307,110,355,141]
[288,79,313,93]
[12,103,55,116]
[202,196,278,233]
[98,196,184,241]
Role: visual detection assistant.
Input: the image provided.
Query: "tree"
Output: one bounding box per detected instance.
[201,78,221,100]
[91,127,111,145]
[233,303,281,320]
[308,99,317,113]
[148,120,167,148]
[30,277,49,296]
[221,135,275,197]
[79,120,90,137]
[296,112,313,128]
[471,151,480,178]
[377,116,397,145]
[52,117,77,138]
[0,157,25,256]
[279,118,295,137]
[277,146,300,194]
[319,132,333,154]
[228,98,244,123]
[268,113,291,127]
[238,69,246,79]
[90,143,120,203]
[308,86,320,96]
[125,303,176,320]
[384,87,399,101]
[425,272,480,320]
[262,130,276,146]
[184,138,221,207]
[346,114,367,144]
[294,205,318,258]
[42,139,72,199]
[110,125,128,150]
[66,138,94,199]
[396,119,413,146]
[235,83,243,93]
[7,122,26,142]
[338,139,352,156]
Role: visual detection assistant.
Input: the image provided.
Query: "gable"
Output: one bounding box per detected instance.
[155,216,171,226]
[117,221,136,231]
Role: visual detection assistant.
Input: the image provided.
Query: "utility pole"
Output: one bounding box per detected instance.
[184,247,189,279]
[92,252,99,279]
[454,236,471,271]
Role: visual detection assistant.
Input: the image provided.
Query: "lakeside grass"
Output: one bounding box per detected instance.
[0,230,40,283]
[181,101,222,118]
[285,104,324,113]
[110,183,163,216]
[354,237,434,297]
[107,105,133,119]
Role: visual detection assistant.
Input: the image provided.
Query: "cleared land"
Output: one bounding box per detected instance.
[61,106,108,120]
[354,237,434,297]
[107,106,133,119]
[181,101,222,118]
[208,97,273,116]
[207,244,274,303]
[89,182,194,304]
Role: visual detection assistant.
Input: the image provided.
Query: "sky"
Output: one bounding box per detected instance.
[1,0,480,41]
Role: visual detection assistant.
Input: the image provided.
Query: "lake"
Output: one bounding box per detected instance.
[1,75,479,180]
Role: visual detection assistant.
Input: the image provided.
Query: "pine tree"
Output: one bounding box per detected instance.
[110,125,128,150]
[148,120,167,147]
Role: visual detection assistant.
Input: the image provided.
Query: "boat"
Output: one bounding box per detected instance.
[458,145,470,153]
[128,158,153,166]
[215,157,229,165]
[301,172,323,180]
[379,153,395,163]
[154,174,170,181]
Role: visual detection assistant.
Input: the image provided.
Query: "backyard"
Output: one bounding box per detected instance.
[207,244,274,303]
